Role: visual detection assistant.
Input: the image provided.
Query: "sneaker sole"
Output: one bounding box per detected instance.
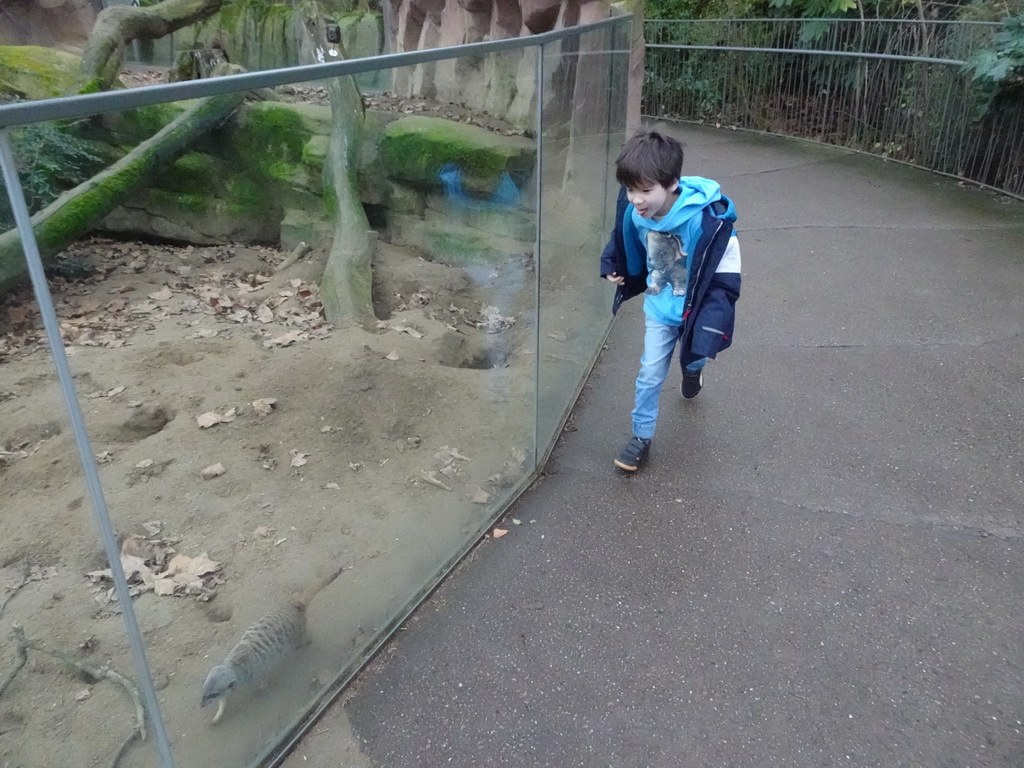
[614,458,639,471]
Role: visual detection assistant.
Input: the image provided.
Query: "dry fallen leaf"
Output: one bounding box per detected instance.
[492,528,509,539]
[120,535,151,559]
[196,412,222,428]
[148,286,173,301]
[196,408,236,428]
[252,397,277,416]
[201,462,226,479]
[384,351,400,361]
[289,450,308,467]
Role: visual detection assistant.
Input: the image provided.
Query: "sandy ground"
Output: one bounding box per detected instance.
[0,232,549,767]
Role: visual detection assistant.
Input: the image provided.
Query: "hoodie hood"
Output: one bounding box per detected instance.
[630,176,723,233]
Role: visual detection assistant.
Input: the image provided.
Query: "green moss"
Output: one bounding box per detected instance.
[0,46,81,99]
[234,103,311,175]
[267,159,301,183]
[301,135,330,176]
[76,79,104,96]
[379,116,535,192]
[34,159,149,253]
[220,0,294,27]
[225,176,268,216]
[109,103,187,144]
[147,188,210,214]
[159,152,221,194]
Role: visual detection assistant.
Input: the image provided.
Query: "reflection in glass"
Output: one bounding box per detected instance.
[536,22,630,454]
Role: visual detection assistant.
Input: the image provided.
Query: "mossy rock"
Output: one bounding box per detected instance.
[301,135,330,177]
[229,103,330,181]
[159,152,224,195]
[378,116,536,195]
[389,213,530,268]
[0,46,80,100]
[103,102,190,146]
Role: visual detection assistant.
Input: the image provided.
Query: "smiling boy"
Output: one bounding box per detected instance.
[600,130,742,472]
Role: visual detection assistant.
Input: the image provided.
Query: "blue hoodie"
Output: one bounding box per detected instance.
[629,176,722,326]
[601,178,740,360]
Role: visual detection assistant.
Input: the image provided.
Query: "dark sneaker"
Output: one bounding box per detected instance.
[681,368,703,399]
[614,436,651,472]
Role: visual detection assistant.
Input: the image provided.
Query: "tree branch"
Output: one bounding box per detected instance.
[75,0,226,93]
[3,624,146,768]
[0,560,30,620]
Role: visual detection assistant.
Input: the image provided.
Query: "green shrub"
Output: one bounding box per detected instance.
[1,118,103,230]
[963,13,1024,118]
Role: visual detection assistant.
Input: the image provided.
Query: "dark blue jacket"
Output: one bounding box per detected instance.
[599,185,741,359]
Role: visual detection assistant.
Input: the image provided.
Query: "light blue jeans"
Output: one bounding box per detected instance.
[631,315,706,440]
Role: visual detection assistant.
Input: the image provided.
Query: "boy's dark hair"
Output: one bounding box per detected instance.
[614,131,684,189]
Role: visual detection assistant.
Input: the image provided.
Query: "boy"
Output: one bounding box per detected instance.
[600,130,741,472]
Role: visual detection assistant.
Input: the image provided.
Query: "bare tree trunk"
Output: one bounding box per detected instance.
[0,88,245,292]
[302,3,375,327]
[74,0,225,93]
[320,76,376,327]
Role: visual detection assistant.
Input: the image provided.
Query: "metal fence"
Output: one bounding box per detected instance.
[644,18,1024,197]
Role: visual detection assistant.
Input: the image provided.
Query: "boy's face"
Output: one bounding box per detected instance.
[626,178,679,219]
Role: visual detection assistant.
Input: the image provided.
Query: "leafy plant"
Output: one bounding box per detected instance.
[963,13,1024,118]
[0,119,103,231]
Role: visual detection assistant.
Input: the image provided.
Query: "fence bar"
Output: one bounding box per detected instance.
[0,130,178,768]
[646,43,964,65]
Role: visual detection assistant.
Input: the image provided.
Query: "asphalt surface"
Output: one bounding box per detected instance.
[286,124,1024,767]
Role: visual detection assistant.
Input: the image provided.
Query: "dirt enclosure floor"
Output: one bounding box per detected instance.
[0,231,563,766]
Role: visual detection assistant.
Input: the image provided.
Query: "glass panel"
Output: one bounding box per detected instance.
[536,19,630,454]
[2,14,629,763]
[3,40,544,762]
[0,153,168,767]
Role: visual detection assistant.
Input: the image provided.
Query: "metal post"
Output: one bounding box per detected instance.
[532,42,544,470]
[0,130,178,768]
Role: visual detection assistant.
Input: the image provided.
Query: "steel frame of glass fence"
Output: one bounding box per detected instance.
[0,15,632,767]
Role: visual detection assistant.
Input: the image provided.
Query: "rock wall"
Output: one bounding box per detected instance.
[0,0,99,51]
[386,0,610,127]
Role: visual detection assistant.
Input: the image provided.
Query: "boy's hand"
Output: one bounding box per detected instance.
[605,272,625,286]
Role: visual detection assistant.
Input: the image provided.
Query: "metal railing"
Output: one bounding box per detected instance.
[644,18,1023,197]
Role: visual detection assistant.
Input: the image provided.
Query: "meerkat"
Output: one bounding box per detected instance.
[200,565,344,724]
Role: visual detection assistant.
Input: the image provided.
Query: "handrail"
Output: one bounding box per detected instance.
[648,17,1001,24]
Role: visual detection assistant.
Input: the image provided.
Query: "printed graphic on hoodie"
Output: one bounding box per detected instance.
[644,230,688,297]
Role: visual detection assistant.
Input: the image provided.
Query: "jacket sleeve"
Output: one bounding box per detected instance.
[599,186,629,279]
[600,186,649,314]
[690,235,741,358]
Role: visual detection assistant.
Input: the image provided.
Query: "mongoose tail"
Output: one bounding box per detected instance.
[295,564,345,609]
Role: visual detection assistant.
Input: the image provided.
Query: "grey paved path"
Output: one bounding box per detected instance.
[285,125,1024,767]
